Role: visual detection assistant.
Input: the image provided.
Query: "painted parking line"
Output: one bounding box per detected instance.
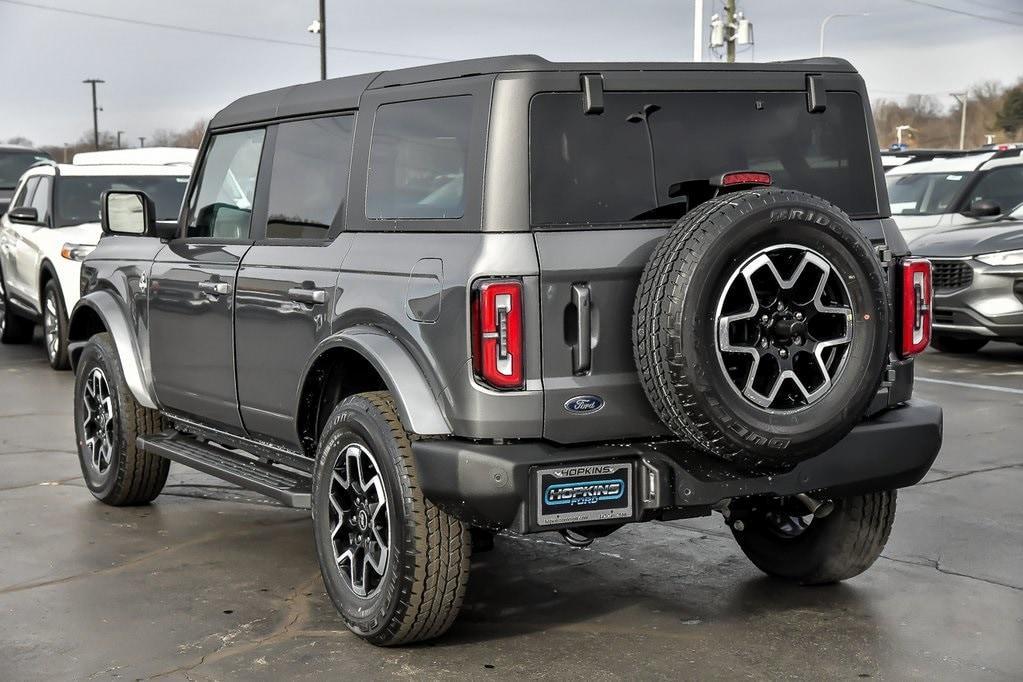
[916,376,1023,396]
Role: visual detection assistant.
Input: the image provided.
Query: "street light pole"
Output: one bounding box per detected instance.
[693,0,703,62]
[819,13,870,57]
[82,78,105,150]
[116,131,124,149]
[951,92,969,150]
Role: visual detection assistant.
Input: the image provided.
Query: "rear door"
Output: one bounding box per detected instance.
[149,127,266,430]
[234,115,356,446]
[528,87,880,443]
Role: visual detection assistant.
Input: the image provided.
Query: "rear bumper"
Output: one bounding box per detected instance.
[411,400,943,534]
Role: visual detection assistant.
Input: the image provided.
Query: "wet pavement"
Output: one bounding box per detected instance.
[1,335,1021,680]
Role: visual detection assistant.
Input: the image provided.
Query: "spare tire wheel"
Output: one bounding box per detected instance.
[633,189,889,462]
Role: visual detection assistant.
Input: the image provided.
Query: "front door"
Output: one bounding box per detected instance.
[234,115,356,446]
[149,128,266,431]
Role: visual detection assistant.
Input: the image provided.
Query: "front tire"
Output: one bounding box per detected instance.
[0,267,34,344]
[312,391,471,646]
[930,334,988,354]
[730,491,896,584]
[43,279,70,370]
[73,332,170,505]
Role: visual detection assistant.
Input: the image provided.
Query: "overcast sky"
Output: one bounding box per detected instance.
[1,0,1021,146]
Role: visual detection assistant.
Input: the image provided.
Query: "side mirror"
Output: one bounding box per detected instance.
[100,190,176,239]
[7,206,39,224]
[967,199,1001,218]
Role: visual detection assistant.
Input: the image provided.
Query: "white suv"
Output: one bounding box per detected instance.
[886,150,1023,245]
[0,148,194,369]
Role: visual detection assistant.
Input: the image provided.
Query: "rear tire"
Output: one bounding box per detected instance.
[43,279,70,370]
[312,391,471,646]
[0,267,34,344]
[73,332,169,505]
[731,491,896,584]
[930,334,988,354]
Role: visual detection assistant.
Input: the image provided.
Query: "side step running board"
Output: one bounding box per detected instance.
[138,431,311,508]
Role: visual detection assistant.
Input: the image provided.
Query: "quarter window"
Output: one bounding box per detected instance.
[187,129,265,240]
[29,177,51,225]
[11,177,37,209]
[265,116,354,240]
[366,96,472,220]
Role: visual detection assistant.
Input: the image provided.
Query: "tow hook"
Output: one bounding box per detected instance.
[794,493,835,519]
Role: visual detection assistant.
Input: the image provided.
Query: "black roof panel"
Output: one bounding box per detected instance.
[209,54,857,130]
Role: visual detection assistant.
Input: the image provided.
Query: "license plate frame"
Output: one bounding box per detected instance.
[533,461,634,527]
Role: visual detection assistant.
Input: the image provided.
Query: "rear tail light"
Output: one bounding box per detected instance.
[900,258,932,357]
[472,279,524,390]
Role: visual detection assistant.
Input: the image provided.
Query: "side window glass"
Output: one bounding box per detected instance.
[187,129,265,240]
[15,177,39,210]
[970,166,1023,212]
[266,116,354,240]
[30,177,51,225]
[366,96,472,220]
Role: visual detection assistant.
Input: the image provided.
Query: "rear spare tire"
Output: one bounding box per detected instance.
[633,189,889,462]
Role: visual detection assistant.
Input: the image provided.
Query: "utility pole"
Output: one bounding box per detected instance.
[116,131,124,149]
[709,2,751,62]
[693,0,703,61]
[950,92,968,150]
[319,0,327,80]
[138,136,146,148]
[82,78,104,151]
[307,1,327,80]
[724,0,736,63]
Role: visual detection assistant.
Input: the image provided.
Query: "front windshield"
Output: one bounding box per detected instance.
[0,150,52,188]
[56,175,189,227]
[886,171,970,216]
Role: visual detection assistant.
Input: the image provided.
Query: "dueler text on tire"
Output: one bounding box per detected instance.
[73,332,170,505]
[311,391,471,646]
[633,189,890,462]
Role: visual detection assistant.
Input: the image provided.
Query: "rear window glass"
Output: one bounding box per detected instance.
[530,91,878,226]
[366,96,472,220]
[0,150,51,188]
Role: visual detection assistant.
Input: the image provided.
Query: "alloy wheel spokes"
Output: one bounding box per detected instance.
[45,296,58,358]
[715,245,854,411]
[328,442,390,598]
[81,367,114,473]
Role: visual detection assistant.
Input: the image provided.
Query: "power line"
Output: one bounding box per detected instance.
[957,0,1023,19]
[898,0,1023,26]
[0,0,449,62]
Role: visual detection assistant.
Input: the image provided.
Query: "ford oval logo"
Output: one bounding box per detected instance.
[564,395,605,414]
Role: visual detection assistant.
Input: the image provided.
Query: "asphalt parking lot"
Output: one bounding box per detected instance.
[1,336,1021,680]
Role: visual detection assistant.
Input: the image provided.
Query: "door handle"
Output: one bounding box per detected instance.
[198,280,232,296]
[288,288,327,305]
[571,283,592,375]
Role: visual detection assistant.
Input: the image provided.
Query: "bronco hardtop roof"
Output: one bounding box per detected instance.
[210,54,857,130]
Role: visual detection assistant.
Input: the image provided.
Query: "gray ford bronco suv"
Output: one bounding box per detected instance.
[68,56,942,646]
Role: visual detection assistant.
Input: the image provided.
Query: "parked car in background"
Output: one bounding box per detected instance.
[0,144,53,215]
[912,204,1023,353]
[886,149,1023,244]
[0,147,194,368]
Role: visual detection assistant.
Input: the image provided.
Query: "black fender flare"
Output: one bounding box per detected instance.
[301,325,451,436]
[68,290,158,409]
